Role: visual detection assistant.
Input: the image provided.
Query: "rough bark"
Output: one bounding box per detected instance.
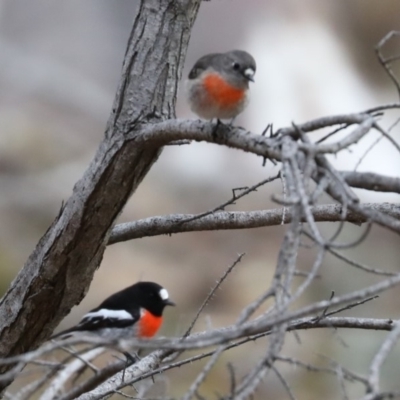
[0,0,201,389]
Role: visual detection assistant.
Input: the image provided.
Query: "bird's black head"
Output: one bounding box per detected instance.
[96,281,175,318]
[128,281,175,317]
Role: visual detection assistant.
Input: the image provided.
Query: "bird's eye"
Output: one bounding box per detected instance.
[232,62,240,71]
[188,67,202,79]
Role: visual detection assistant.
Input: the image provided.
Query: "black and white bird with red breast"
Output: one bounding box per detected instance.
[51,281,175,343]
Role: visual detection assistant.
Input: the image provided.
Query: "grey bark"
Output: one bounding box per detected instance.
[0,0,201,390]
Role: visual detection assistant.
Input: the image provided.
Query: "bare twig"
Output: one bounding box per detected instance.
[375,31,400,100]
[40,347,105,400]
[176,173,280,225]
[364,321,400,399]
[183,253,245,338]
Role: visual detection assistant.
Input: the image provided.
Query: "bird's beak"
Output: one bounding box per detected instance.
[164,299,175,307]
[243,68,255,82]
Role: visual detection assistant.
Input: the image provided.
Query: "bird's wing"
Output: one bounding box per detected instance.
[51,308,139,339]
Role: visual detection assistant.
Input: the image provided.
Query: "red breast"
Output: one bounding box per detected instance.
[202,72,246,109]
[138,309,163,338]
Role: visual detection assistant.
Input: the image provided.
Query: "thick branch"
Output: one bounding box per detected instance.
[109,203,400,243]
[0,0,201,388]
[126,113,381,159]
[341,171,400,193]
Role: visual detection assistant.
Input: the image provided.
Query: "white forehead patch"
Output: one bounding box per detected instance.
[244,68,255,79]
[159,288,169,301]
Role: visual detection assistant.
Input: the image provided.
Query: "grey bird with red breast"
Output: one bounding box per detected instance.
[186,50,256,120]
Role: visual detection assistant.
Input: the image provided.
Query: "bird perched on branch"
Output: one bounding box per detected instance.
[186,50,256,120]
[51,281,175,342]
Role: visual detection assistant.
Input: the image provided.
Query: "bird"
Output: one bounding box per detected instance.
[186,50,256,120]
[51,281,175,342]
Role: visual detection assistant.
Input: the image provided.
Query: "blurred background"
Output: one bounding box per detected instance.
[1,0,400,398]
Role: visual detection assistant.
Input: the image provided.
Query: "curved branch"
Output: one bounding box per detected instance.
[129,111,382,159]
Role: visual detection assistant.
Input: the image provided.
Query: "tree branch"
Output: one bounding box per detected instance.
[341,171,400,193]
[72,316,395,400]
[109,203,400,243]
[0,0,201,391]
